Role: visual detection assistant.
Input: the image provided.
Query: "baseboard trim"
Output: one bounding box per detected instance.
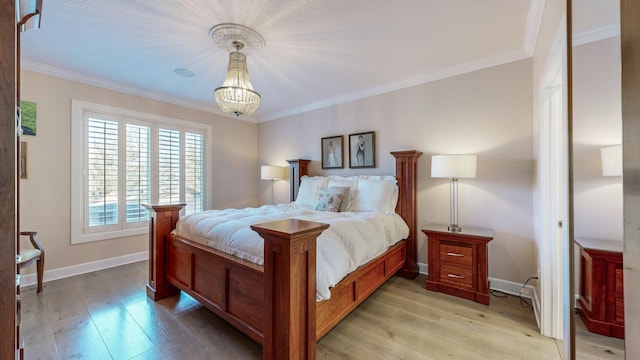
[489,277,541,329]
[417,262,541,329]
[19,251,149,288]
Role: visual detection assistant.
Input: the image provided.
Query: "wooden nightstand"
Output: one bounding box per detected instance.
[575,238,624,339]
[423,224,494,304]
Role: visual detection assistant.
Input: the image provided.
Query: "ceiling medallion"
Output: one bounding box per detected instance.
[210,24,265,117]
[209,23,265,55]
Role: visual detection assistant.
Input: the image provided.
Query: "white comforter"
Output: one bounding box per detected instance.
[173,203,409,300]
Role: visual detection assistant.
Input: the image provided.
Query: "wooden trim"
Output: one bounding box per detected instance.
[286,159,310,201]
[0,0,18,356]
[253,219,328,360]
[391,150,423,279]
[143,203,184,300]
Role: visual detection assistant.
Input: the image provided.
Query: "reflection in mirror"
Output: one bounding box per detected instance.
[571,0,625,358]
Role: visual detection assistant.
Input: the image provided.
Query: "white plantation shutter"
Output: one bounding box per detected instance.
[87,118,119,227]
[158,128,181,204]
[185,132,204,214]
[71,100,210,243]
[125,124,151,223]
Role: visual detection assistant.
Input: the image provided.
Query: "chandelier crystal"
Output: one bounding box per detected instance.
[210,24,264,117]
[214,44,260,117]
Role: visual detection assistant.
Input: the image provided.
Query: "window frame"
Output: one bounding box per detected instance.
[71,100,212,244]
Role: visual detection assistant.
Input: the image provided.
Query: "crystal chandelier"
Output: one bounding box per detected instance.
[210,24,264,117]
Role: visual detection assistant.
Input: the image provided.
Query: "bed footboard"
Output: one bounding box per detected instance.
[145,204,328,360]
[144,203,184,300]
[252,219,329,360]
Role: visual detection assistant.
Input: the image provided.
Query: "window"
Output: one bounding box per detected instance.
[125,124,151,224]
[87,118,120,228]
[71,100,211,244]
[184,132,204,214]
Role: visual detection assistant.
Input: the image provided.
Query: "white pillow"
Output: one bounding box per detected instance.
[350,177,398,213]
[327,176,359,211]
[295,176,329,207]
[360,175,398,209]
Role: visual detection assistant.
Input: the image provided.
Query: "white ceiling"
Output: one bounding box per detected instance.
[19,0,617,122]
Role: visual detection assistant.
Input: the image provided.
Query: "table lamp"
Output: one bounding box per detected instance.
[261,165,284,204]
[431,154,477,232]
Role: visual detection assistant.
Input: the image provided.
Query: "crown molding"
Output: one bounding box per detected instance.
[573,24,619,47]
[20,60,258,123]
[258,49,531,123]
[523,0,545,55]
[22,47,538,125]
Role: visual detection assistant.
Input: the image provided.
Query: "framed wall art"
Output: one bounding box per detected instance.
[349,131,375,168]
[20,100,37,136]
[20,141,27,179]
[321,135,344,169]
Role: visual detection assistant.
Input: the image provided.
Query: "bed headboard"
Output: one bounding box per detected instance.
[287,150,422,278]
[391,150,422,278]
[286,158,310,202]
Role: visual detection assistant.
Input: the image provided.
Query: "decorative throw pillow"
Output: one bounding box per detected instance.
[327,176,359,212]
[313,187,345,212]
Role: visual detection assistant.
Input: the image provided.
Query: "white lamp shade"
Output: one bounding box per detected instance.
[431,155,477,179]
[261,165,283,180]
[601,145,622,176]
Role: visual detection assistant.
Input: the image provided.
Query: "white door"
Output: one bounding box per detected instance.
[539,15,570,342]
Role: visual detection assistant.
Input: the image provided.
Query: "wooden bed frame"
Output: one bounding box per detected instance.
[144,150,422,360]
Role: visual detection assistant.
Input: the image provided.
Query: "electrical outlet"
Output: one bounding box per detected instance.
[537,268,541,278]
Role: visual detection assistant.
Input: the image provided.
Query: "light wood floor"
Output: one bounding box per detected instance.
[20,261,568,360]
[575,313,625,359]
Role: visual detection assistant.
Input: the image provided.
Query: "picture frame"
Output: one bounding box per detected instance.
[20,141,27,179]
[20,100,37,136]
[321,135,344,169]
[349,131,375,168]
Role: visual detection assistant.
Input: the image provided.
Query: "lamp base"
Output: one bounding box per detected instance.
[448,225,462,232]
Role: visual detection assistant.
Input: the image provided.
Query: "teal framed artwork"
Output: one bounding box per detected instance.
[20,100,37,136]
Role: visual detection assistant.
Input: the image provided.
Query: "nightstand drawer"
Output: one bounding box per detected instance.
[423,225,493,305]
[440,264,473,289]
[440,243,472,266]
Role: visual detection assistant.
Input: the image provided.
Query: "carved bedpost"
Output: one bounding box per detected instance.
[143,203,185,300]
[286,159,310,202]
[252,219,329,360]
[391,150,422,279]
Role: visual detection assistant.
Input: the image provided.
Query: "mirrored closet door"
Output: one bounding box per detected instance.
[571,0,625,358]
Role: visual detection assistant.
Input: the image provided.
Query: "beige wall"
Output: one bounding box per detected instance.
[258,59,535,284]
[19,71,258,272]
[572,36,623,242]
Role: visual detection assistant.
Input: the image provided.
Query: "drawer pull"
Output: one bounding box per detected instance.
[447,252,464,257]
[447,274,465,279]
